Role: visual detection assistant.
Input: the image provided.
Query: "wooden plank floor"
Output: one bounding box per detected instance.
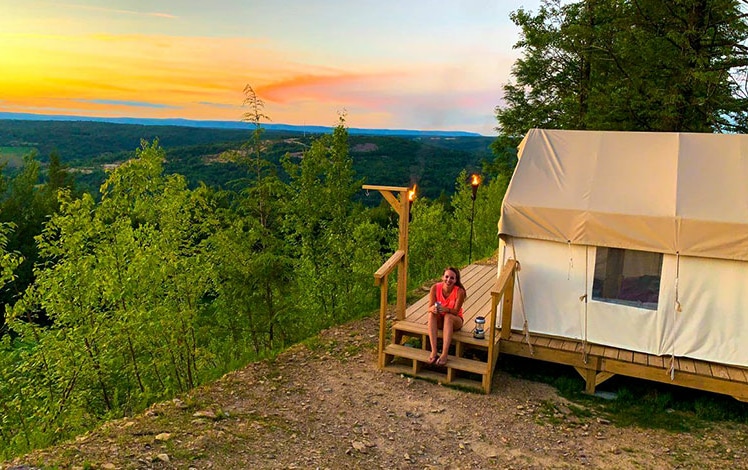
[404,263,497,333]
[398,262,748,401]
[501,331,748,401]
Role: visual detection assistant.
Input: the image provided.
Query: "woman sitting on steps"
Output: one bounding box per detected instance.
[427,266,466,366]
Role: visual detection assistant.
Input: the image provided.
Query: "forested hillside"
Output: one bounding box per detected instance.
[0,119,494,199]
[0,118,512,459]
[3,0,747,463]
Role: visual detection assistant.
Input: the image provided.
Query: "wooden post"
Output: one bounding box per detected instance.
[363,184,410,321]
[378,274,389,369]
[396,188,409,320]
[501,274,515,340]
[374,250,404,369]
[487,258,517,392]
[492,259,517,340]
[364,184,412,367]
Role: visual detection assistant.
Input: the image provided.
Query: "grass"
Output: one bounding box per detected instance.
[498,355,748,432]
[0,146,35,168]
[535,400,566,425]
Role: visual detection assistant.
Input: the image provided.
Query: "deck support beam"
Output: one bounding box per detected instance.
[502,332,748,402]
[574,358,614,395]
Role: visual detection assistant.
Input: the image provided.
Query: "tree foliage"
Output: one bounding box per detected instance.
[3,141,219,453]
[497,0,748,135]
[283,116,376,325]
[0,150,74,331]
[210,86,296,358]
[0,105,509,459]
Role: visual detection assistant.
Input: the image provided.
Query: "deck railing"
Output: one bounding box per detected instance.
[363,184,411,369]
[487,259,518,372]
[374,249,405,368]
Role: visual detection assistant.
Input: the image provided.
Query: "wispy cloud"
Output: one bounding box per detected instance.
[256,71,405,104]
[55,3,176,19]
[197,101,236,109]
[76,99,181,109]
[1,0,538,134]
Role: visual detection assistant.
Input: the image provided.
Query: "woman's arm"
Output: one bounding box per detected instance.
[447,288,466,315]
[428,284,438,314]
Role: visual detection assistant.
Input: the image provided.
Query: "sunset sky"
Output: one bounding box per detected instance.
[0,0,543,135]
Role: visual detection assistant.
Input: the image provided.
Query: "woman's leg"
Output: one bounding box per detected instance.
[427,312,442,363]
[437,315,464,365]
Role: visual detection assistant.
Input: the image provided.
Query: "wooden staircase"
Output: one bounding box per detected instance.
[363,184,516,394]
[375,260,517,394]
[383,319,497,392]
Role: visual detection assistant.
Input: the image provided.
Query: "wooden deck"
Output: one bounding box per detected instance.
[401,263,498,335]
[382,263,506,393]
[501,331,748,402]
[379,260,748,401]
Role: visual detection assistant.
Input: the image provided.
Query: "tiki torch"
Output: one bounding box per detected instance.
[469,174,480,263]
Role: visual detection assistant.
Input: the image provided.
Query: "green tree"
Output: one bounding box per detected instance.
[46,151,74,193]
[3,141,220,452]
[449,171,507,264]
[497,0,748,135]
[0,152,59,329]
[283,116,373,325]
[407,197,460,285]
[0,223,21,299]
[209,85,297,358]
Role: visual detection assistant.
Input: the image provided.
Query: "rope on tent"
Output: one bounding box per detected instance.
[567,240,573,280]
[669,252,682,381]
[510,239,534,356]
[580,245,589,365]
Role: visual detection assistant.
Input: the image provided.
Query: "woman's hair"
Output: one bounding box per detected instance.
[445,266,466,292]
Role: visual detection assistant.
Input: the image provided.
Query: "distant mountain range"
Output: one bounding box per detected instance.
[0,112,484,138]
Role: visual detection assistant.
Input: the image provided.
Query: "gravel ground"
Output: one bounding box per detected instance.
[4,313,748,469]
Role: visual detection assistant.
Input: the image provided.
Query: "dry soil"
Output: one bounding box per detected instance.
[3,314,748,469]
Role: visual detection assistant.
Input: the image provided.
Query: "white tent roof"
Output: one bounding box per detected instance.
[499,129,748,261]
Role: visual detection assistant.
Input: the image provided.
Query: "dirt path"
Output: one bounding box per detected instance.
[4,314,747,469]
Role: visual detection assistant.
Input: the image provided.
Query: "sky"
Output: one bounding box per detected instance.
[0,0,544,135]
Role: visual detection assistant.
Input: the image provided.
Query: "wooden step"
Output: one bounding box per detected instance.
[384,344,488,375]
[392,320,495,348]
[382,363,486,392]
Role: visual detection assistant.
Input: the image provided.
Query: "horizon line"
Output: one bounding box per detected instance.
[0,111,491,137]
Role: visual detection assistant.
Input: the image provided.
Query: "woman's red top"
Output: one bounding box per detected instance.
[435,282,463,318]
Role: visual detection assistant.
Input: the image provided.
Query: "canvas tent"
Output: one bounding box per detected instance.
[498,129,748,368]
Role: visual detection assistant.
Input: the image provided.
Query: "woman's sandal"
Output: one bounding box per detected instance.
[428,354,439,365]
[436,356,448,366]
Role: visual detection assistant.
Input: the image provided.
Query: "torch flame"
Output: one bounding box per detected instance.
[408,184,417,202]
[471,174,480,187]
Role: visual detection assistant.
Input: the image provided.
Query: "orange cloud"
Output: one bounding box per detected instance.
[254,71,417,120]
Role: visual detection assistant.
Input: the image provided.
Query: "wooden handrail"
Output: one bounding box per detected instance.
[374,250,405,286]
[362,184,409,192]
[492,258,518,296]
[374,249,407,368]
[490,259,518,341]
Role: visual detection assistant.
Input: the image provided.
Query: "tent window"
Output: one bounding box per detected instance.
[592,247,663,310]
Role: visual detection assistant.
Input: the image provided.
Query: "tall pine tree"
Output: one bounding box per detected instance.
[497,0,748,135]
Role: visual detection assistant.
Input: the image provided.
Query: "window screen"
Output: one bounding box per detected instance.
[592,247,663,310]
